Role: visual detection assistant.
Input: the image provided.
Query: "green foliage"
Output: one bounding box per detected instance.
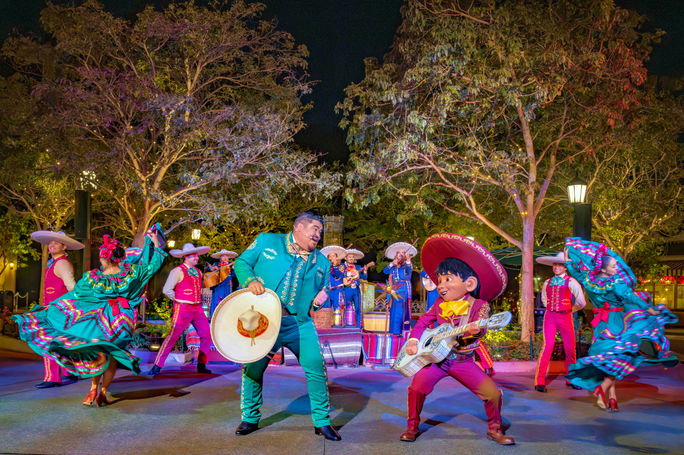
[0,213,40,274]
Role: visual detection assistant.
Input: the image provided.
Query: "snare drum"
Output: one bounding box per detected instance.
[203,270,220,288]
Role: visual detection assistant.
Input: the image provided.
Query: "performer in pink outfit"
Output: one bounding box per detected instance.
[534,252,586,392]
[147,243,213,375]
[30,230,84,388]
[400,233,513,445]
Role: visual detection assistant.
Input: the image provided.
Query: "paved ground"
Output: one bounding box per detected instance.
[1,350,683,455]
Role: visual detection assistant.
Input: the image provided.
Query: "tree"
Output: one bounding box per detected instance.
[0,213,39,278]
[3,0,339,242]
[338,0,659,340]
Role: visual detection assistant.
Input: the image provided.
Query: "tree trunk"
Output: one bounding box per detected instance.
[519,217,536,342]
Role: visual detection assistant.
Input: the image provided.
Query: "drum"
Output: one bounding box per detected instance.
[218,265,232,282]
[333,307,343,327]
[363,313,389,332]
[203,270,220,288]
[313,307,333,329]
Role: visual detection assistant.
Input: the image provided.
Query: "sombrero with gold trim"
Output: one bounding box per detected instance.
[211,249,238,260]
[421,233,507,301]
[385,242,417,260]
[169,243,211,258]
[345,248,365,260]
[31,231,84,250]
[210,289,282,364]
[320,245,347,260]
[536,252,565,266]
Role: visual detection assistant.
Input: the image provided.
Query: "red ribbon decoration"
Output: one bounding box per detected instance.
[108,297,131,316]
[591,303,623,328]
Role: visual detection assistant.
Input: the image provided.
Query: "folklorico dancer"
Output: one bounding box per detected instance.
[29,230,83,389]
[564,238,678,412]
[320,245,346,317]
[343,248,374,329]
[13,225,167,406]
[233,212,341,441]
[384,242,416,335]
[207,248,238,317]
[534,252,586,392]
[148,243,213,376]
[400,233,514,445]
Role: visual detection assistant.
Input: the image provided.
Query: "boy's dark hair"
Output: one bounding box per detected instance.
[436,258,481,298]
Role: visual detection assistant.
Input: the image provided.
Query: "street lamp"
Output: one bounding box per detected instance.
[167,240,176,248]
[191,229,201,241]
[567,177,591,241]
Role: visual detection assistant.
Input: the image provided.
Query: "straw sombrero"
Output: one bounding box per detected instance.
[385,242,417,260]
[421,233,507,301]
[536,252,565,266]
[345,248,365,260]
[320,245,347,259]
[211,249,238,260]
[210,289,282,364]
[169,243,210,258]
[30,231,84,250]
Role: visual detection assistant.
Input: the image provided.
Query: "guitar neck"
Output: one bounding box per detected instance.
[432,317,487,344]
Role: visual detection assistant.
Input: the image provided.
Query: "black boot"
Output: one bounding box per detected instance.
[235,421,259,435]
[534,384,547,393]
[197,363,212,374]
[146,364,161,376]
[314,425,341,441]
[35,381,61,389]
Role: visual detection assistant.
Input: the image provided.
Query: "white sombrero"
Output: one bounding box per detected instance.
[536,252,565,266]
[211,249,238,260]
[210,288,282,364]
[385,241,417,260]
[320,245,347,259]
[31,231,84,250]
[169,243,211,258]
[345,248,364,260]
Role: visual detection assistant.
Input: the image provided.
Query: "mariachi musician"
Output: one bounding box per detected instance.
[343,249,374,328]
[383,241,417,335]
[206,248,238,317]
[321,245,346,323]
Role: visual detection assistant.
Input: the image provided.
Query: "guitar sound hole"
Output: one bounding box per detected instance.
[424,337,433,345]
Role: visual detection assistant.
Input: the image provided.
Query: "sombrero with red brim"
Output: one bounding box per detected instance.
[421,233,507,301]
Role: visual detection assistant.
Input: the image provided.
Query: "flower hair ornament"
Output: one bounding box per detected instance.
[100,235,122,262]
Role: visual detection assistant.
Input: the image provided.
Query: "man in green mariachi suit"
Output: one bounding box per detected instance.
[232,212,341,441]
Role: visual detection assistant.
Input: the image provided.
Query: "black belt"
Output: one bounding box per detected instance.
[447,351,474,361]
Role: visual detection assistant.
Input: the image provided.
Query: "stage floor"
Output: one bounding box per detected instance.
[1,350,683,455]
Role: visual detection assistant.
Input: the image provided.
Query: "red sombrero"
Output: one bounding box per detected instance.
[421,233,508,301]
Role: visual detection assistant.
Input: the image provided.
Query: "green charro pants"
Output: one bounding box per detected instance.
[240,315,331,427]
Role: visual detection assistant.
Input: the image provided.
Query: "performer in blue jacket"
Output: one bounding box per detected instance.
[383,241,417,335]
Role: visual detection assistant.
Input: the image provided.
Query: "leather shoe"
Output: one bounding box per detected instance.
[534,384,547,393]
[487,430,515,445]
[400,427,419,442]
[235,421,259,435]
[197,363,212,374]
[35,381,61,389]
[146,364,161,376]
[565,381,582,390]
[314,425,341,441]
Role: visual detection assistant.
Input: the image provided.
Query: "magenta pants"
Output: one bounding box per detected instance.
[535,310,576,386]
[154,302,211,367]
[409,356,503,432]
[43,356,64,382]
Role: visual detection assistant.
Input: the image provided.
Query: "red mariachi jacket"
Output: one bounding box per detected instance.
[410,296,490,355]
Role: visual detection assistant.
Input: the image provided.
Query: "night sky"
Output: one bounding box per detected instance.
[0,0,680,162]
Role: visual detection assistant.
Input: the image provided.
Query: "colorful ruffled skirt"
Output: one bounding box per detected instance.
[567,305,679,390]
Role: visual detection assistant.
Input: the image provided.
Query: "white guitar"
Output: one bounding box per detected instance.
[393,311,512,377]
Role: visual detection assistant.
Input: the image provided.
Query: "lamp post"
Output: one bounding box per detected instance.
[567,177,591,356]
[567,177,591,241]
[191,228,201,241]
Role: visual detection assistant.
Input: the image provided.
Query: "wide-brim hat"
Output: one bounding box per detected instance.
[31,231,84,250]
[421,233,507,301]
[536,252,565,266]
[211,249,238,260]
[169,243,210,258]
[210,288,282,364]
[385,242,417,260]
[345,248,364,260]
[320,245,347,259]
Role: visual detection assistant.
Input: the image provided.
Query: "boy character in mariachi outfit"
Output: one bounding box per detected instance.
[148,243,213,376]
[29,230,84,388]
[233,212,341,441]
[207,248,238,317]
[320,245,346,316]
[343,249,373,328]
[383,242,416,335]
[400,233,514,445]
[534,252,586,392]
